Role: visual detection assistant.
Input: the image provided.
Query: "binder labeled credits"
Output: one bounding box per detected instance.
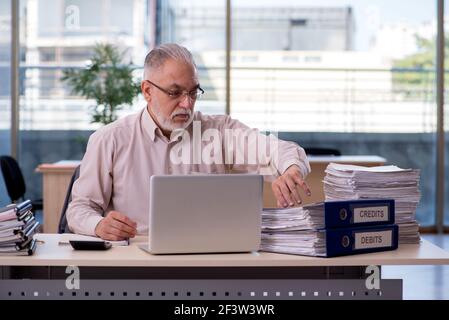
[324,199,395,228]
[323,224,399,257]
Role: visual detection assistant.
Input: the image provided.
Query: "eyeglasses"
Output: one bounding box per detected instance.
[145,80,204,100]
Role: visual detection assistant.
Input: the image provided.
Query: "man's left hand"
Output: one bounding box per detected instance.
[271,165,311,208]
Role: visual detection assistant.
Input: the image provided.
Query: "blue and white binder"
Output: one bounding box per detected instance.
[323,199,395,229]
[322,224,399,257]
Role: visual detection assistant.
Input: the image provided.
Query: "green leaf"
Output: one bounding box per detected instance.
[61,43,140,125]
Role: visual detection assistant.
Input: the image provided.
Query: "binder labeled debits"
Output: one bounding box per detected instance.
[324,224,398,257]
[261,224,398,257]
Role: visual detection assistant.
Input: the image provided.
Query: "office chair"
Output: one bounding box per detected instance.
[0,155,43,211]
[58,165,80,233]
[304,147,341,156]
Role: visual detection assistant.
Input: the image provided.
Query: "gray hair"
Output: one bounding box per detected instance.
[143,43,196,79]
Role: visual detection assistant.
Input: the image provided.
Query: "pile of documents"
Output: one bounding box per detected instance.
[0,200,40,256]
[323,163,421,244]
[261,205,327,256]
[261,199,398,257]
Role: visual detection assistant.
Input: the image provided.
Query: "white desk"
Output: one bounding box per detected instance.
[1,234,448,300]
[0,234,447,267]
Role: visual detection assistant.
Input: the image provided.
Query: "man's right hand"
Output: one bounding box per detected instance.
[95,211,137,241]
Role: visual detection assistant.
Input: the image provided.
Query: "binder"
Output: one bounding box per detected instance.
[0,239,37,256]
[13,220,40,240]
[17,209,33,221]
[322,224,398,257]
[0,200,38,257]
[17,237,34,250]
[15,200,33,215]
[0,216,32,232]
[0,200,33,222]
[1,217,37,237]
[323,199,395,229]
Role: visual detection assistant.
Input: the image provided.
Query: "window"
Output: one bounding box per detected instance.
[0,1,11,206]
[231,0,437,226]
[18,0,152,202]
[158,0,226,115]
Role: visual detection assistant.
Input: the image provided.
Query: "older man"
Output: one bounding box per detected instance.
[66,43,311,241]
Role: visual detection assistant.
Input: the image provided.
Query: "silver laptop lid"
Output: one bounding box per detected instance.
[148,174,262,254]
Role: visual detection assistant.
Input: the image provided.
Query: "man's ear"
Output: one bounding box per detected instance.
[141,81,152,103]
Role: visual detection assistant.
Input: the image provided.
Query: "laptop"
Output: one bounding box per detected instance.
[140,174,263,254]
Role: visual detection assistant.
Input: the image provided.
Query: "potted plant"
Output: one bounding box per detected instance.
[62,43,141,125]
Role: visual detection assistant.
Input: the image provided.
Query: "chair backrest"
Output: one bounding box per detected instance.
[58,165,80,234]
[0,155,26,202]
[304,147,341,156]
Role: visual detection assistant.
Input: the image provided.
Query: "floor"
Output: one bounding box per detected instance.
[382,234,449,300]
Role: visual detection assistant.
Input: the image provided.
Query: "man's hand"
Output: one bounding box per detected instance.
[271,165,311,208]
[95,211,137,241]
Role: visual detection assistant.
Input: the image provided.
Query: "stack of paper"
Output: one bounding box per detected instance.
[323,163,421,244]
[261,205,329,256]
[0,200,40,256]
[262,204,333,231]
[262,230,327,256]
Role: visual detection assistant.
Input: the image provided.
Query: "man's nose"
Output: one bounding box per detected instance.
[178,93,194,109]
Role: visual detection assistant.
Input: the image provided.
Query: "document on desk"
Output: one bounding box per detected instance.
[58,234,129,246]
[323,162,421,244]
